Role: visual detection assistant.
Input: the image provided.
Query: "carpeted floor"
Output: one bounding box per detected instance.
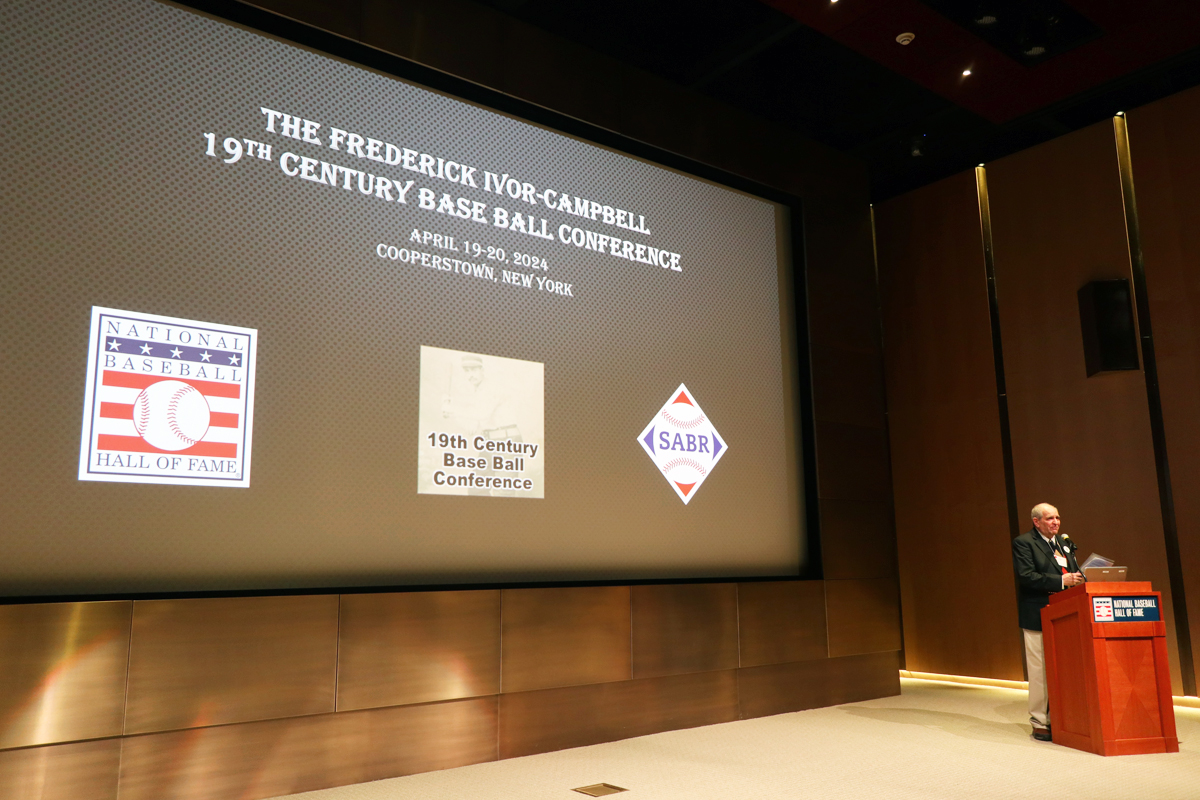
[272,678,1200,800]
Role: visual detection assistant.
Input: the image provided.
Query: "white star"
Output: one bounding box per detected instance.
[170,348,183,358]
[139,343,153,355]
[107,339,121,351]
[199,351,212,362]
[228,354,240,366]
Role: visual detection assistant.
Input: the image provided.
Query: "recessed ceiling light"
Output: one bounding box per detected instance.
[975,14,997,25]
[896,32,915,45]
[1024,45,1046,56]
[962,69,972,77]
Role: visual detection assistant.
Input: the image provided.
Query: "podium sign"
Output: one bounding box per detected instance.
[1042,582,1179,756]
[1092,595,1160,622]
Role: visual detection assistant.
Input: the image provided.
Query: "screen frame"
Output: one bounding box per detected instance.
[1,0,822,603]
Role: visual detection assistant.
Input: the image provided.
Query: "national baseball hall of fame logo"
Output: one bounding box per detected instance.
[637,384,727,504]
[78,307,258,487]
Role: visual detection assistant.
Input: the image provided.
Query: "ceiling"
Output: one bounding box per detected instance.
[477,0,1200,201]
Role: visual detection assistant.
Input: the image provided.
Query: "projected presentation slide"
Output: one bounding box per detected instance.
[0,0,806,595]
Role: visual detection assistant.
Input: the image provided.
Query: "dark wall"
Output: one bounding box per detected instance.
[0,1,900,797]
[878,99,1200,695]
[876,170,1020,681]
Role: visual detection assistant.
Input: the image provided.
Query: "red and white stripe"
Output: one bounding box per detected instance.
[92,371,242,457]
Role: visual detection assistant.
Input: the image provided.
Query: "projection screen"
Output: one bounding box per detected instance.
[0,0,811,596]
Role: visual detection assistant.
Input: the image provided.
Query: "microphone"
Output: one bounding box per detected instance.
[1058,534,1085,583]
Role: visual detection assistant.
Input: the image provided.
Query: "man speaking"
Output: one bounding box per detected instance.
[1012,503,1084,741]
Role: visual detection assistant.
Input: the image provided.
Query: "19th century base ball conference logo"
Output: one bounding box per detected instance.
[416,345,545,498]
[637,384,727,504]
[78,307,258,487]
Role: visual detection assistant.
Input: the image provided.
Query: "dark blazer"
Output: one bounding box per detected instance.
[1012,528,1080,631]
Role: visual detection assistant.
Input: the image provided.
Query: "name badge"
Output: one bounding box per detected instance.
[1054,553,1068,568]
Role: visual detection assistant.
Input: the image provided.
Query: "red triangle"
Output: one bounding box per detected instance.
[675,482,695,496]
[673,391,693,406]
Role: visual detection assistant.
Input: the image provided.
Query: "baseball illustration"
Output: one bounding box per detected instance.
[661,389,705,429]
[132,380,211,451]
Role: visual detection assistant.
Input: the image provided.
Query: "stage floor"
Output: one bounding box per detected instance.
[272,677,1200,800]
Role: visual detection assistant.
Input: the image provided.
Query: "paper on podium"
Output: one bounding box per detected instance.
[1080,552,1115,571]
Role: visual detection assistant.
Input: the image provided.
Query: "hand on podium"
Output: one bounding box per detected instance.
[1064,572,1085,587]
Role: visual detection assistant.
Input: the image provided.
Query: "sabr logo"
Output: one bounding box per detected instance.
[636,384,727,504]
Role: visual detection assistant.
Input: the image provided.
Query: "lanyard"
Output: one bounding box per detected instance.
[1046,537,1067,574]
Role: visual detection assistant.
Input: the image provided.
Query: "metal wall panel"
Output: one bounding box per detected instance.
[0,601,131,750]
[0,739,121,800]
[738,651,901,719]
[737,581,827,667]
[825,579,902,657]
[124,595,339,734]
[117,697,496,800]
[498,670,738,759]
[631,583,738,678]
[337,590,500,711]
[501,586,630,693]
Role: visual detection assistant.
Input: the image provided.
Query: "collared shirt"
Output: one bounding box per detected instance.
[1039,532,1069,584]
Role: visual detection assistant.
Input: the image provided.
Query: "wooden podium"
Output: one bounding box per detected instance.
[1041,582,1179,755]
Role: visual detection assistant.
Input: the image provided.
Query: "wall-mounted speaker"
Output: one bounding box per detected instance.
[1078,279,1139,377]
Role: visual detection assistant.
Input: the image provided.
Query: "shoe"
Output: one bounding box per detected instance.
[1033,726,1052,741]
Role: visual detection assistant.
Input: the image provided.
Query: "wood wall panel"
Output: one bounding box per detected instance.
[820,499,897,580]
[498,670,739,759]
[117,698,497,800]
[737,581,827,667]
[1129,87,1200,694]
[0,739,121,800]
[631,584,739,678]
[987,122,1184,693]
[0,601,131,750]
[738,651,901,719]
[875,170,1020,680]
[825,579,902,657]
[337,590,499,711]
[124,595,340,734]
[804,201,893,522]
[811,348,888,429]
[804,204,881,355]
[501,586,631,693]
[812,422,893,501]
